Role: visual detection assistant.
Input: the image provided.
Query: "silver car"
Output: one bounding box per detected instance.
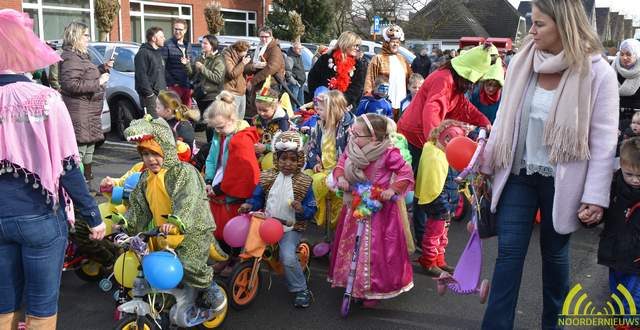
[88,42,143,140]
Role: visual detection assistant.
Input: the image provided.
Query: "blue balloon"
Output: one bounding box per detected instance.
[142,251,184,290]
[111,186,124,204]
[405,191,415,204]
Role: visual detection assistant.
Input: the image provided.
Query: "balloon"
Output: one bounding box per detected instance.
[142,251,184,290]
[111,186,124,204]
[114,251,140,288]
[259,218,284,244]
[445,136,477,171]
[260,152,274,170]
[313,242,330,257]
[405,191,415,204]
[223,214,251,248]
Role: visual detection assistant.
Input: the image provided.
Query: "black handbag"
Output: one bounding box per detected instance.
[477,194,497,238]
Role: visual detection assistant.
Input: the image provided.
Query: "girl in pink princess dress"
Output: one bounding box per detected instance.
[328,113,414,307]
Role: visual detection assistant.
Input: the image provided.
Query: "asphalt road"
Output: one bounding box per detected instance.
[57,138,610,329]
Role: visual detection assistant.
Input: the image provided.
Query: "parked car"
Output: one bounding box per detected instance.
[87,42,143,140]
[301,42,319,55]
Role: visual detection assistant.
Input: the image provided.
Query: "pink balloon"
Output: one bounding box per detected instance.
[259,218,284,244]
[223,214,251,248]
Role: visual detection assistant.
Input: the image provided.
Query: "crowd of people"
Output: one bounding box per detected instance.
[2,0,640,328]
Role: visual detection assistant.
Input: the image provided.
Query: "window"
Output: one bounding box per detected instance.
[221,9,257,37]
[129,1,192,44]
[23,0,97,41]
[113,47,136,73]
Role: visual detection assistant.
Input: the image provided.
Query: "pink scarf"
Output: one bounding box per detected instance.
[489,39,593,168]
[1,82,80,213]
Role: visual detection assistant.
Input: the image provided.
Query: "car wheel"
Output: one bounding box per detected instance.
[113,99,136,141]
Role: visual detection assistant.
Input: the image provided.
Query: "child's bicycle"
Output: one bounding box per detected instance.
[111,228,228,329]
[225,212,311,310]
[435,129,490,304]
[339,184,399,318]
[63,173,142,282]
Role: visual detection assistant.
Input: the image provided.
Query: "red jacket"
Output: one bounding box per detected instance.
[397,68,490,148]
[221,127,260,198]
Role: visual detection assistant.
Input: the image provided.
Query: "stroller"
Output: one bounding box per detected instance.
[435,129,490,304]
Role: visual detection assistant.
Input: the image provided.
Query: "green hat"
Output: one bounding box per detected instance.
[451,45,492,83]
[481,57,505,87]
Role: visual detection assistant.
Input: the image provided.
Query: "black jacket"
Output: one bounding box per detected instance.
[598,170,640,274]
[306,50,367,109]
[162,37,192,88]
[285,47,306,86]
[134,43,167,97]
[411,54,432,78]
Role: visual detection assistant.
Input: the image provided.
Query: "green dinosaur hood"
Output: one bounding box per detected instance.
[124,115,179,167]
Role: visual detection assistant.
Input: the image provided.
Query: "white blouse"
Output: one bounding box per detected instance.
[522,84,556,177]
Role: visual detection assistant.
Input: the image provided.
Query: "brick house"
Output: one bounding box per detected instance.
[3,0,271,43]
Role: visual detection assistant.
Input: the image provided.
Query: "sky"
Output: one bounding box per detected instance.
[507,0,640,21]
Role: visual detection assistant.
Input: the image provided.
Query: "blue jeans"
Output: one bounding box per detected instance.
[279,230,307,292]
[482,172,570,330]
[609,270,640,315]
[0,210,68,317]
[287,83,304,108]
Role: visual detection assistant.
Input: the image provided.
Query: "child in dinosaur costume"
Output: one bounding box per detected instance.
[118,115,224,309]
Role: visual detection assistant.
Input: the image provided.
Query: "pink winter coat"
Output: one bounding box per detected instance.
[480,55,619,235]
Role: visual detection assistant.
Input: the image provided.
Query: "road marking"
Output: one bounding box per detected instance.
[104,140,135,148]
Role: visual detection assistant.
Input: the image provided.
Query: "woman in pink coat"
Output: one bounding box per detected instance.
[479,1,619,329]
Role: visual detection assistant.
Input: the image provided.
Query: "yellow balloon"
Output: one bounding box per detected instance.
[113,251,140,288]
[260,152,274,170]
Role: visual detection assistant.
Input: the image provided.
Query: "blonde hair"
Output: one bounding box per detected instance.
[620,137,640,171]
[335,31,361,56]
[63,22,88,54]
[158,90,200,122]
[205,91,238,122]
[532,0,603,69]
[320,90,348,138]
[632,112,640,123]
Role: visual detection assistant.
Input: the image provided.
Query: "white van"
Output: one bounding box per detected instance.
[329,39,416,63]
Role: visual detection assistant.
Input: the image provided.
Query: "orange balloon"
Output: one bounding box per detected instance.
[445,136,477,171]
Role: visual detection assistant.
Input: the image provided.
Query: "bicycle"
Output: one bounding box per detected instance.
[110,228,228,329]
[224,212,311,310]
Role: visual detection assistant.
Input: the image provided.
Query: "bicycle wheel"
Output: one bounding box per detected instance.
[228,260,260,310]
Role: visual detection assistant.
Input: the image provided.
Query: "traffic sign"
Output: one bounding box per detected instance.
[373,16,381,33]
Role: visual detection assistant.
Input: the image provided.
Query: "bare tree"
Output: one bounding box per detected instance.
[95,0,120,42]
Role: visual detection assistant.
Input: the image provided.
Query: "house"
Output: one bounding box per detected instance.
[405,0,526,50]
[596,7,611,41]
[6,0,271,43]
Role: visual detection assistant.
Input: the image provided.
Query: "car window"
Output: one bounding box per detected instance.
[87,48,103,66]
[360,45,369,53]
[374,47,382,54]
[300,48,313,71]
[92,45,106,57]
[113,47,136,73]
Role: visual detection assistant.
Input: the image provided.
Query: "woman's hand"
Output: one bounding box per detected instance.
[195,61,204,71]
[89,222,106,240]
[159,223,175,235]
[242,56,251,65]
[337,177,349,192]
[205,184,214,196]
[180,57,189,65]
[577,203,603,226]
[380,189,396,201]
[99,73,110,86]
[104,60,114,69]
